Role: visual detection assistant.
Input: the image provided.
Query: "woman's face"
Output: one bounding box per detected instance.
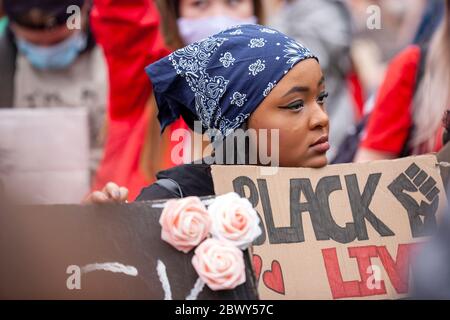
[248,59,330,168]
[179,0,254,19]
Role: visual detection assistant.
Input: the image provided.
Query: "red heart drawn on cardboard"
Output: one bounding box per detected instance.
[262,260,285,295]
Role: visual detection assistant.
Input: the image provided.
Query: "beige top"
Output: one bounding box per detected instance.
[13,45,109,179]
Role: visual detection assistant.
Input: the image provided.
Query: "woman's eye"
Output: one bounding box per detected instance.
[191,0,208,8]
[317,92,329,105]
[227,0,244,6]
[279,100,304,111]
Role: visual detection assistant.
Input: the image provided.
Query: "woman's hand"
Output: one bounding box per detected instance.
[83,182,129,204]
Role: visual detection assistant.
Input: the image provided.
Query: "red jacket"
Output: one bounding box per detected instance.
[90,0,184,200]
[360,45,443,155]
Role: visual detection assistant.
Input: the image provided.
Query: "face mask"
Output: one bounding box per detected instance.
[177,15,257,45]
[16,31,88,70]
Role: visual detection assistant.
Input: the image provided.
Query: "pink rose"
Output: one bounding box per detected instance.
[192,238,246,291]
[208,192,262,249]
[159,197,211,253]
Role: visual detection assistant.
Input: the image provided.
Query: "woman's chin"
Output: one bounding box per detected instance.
[304,154,328,168]
[280,153,329,168]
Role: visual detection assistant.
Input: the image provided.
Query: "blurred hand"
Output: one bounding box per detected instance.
[83,182,129,204]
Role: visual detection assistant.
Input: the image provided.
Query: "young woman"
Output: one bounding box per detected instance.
[86,25,329,203]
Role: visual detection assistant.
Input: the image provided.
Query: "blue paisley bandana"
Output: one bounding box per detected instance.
[146,24,317,139]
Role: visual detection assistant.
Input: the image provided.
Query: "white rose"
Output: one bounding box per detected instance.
[208,192,262,249]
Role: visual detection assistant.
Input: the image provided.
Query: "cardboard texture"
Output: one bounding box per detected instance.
[0,200,258,300]
[0,108,90,204]
[211,155,447,300]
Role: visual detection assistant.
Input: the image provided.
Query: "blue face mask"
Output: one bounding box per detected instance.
[16,32,88,70]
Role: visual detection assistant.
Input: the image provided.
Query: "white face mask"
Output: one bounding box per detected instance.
[177,15,257,45]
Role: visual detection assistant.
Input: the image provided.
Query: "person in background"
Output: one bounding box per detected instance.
[355,1,450,162]
[90,0,265,201]
[348,0,426,96]
[413,0,446,47]
[157,0,264,50]
[89,0,174,202]
[0,0,108,180]
[0,18,6,35]
[412,192,450,299]
[269,0,356,160]
[442,111,450,146]
[0,1,7,34]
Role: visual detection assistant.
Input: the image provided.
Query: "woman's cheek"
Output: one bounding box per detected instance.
[278,136,306,167]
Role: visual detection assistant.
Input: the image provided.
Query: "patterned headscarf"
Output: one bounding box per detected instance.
[146,24,317,139]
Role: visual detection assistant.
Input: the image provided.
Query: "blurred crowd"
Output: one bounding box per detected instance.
[0,0,449,299]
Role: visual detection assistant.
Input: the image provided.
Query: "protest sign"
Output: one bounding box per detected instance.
[211,155,447,299]
[0,200,258,300]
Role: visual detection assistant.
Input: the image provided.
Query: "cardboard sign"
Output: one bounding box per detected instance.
[211,155,447,300]
[0,108,90,204]
[0,200,258,300]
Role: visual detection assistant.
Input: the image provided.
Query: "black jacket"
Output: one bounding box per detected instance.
[135,163,215,201]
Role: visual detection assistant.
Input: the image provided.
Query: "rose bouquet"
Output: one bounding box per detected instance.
[159,192,261,291]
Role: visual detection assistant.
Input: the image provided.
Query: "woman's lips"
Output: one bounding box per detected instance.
[310,136,330,153]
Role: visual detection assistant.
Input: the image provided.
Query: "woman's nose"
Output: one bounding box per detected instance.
[309,103,329,130]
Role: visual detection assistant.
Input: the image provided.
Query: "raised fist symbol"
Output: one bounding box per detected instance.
[388,163,439,237]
